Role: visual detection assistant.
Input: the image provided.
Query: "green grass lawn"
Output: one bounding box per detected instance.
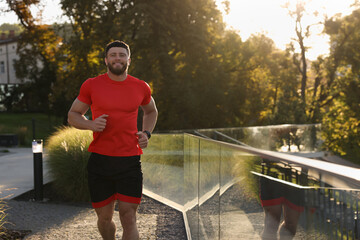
[0,113,64,147]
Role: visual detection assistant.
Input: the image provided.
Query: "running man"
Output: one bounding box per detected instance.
[68,40,158,240]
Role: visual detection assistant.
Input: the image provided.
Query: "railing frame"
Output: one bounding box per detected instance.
[144,133,360,239]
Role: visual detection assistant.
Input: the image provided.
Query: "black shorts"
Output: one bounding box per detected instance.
[259,176,305,212]
[87,153,143,208]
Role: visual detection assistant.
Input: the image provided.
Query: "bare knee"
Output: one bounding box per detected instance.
[120,209,136,225]
[98,214,113,224]
[118,202,138,228]
[95,203,115,226]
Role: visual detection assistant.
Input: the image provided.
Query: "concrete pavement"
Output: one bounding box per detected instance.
[0,148,186,240]
[0,147,51,199]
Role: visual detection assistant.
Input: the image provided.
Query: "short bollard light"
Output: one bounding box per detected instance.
[32,139,43,201]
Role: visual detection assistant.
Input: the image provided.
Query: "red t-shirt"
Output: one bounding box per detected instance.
[77,73,151,156]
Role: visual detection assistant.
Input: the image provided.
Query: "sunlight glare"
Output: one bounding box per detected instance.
[0,0,65,25]
[216,0,356,60]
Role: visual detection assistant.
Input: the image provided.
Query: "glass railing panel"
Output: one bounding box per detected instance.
[251,158,311,239]
[184,134,200,239]
[142,133,360,239]
[198,139,221,239]
[142,134,185,206]
[305,188,360,239]
[249,153,360,240]
[305,178,360,239]
[197,124,322,152]
[219,145,263,239]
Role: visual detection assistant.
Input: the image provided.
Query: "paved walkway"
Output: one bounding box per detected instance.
[0,147,52,200]
[3,197,158,239]
[1,146,330,239]
[0,147,185,239]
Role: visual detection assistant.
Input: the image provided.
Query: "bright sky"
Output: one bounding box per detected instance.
[0,0,357,60]
[216,0,356,60]
[0,0,65,25]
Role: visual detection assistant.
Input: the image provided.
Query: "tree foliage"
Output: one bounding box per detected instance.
[286,1,309,105]
[5,0,359,162]
[3,0,61,114]
[320,10,360,162]
[5,0,307,128]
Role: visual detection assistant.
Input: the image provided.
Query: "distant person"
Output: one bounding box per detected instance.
[68,40,158,240]
[260,161,304,240]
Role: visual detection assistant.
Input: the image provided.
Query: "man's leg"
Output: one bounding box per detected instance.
[118,201,139,240]
[95,200,116,240]
[262,205,282,240]
[278,205,301,240]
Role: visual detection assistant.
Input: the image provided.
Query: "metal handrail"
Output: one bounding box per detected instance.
[184,133,360,188]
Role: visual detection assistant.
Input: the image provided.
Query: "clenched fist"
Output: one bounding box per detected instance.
[92,114,109,132]
[136,131,149,149]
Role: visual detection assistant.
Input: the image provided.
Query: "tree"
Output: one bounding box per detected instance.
[5,0,61,113]
[285,1,309,106]
[53,0,305,129]
[98,0,228,129]
[267,49,305,124]
[284,1,325,123]
[6,0,319,131]
[236,34,304,125]
[320,9,360,162]
[50,0,108,122]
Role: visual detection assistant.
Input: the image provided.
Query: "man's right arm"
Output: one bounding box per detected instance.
[68,98,108,132]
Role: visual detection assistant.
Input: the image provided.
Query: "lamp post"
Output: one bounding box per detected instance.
[32,139,43,201]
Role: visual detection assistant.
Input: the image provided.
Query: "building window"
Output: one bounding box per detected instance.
[0,61,5,73]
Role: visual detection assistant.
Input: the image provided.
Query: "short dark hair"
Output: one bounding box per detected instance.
[105,40,130,57]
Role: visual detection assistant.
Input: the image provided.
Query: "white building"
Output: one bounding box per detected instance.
[0,30,21,85]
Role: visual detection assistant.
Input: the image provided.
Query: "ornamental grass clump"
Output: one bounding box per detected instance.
[0,199,7,237]
[46,126,93,201]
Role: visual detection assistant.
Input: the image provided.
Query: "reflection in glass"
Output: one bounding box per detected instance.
[184,135,200,239]
[142,134,185,205]
[141,132,360,240]
[220,146,263,239]
[257,161,306,239]
[199,140,220,239]
[197,124,321,152]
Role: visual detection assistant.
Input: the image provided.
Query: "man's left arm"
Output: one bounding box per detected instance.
[137,97,158,149]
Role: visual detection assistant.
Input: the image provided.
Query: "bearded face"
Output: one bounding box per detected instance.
[105,47,130,76]
[107,61,128,76]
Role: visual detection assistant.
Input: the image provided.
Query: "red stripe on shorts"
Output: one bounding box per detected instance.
[116,193,141,204]
[284,198,304,212]
[92,194,116,208]
[260,196,284,207]
[260,196,304,213]
[92,193,141,208]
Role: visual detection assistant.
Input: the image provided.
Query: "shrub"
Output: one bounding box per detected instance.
[46,126,92,201]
